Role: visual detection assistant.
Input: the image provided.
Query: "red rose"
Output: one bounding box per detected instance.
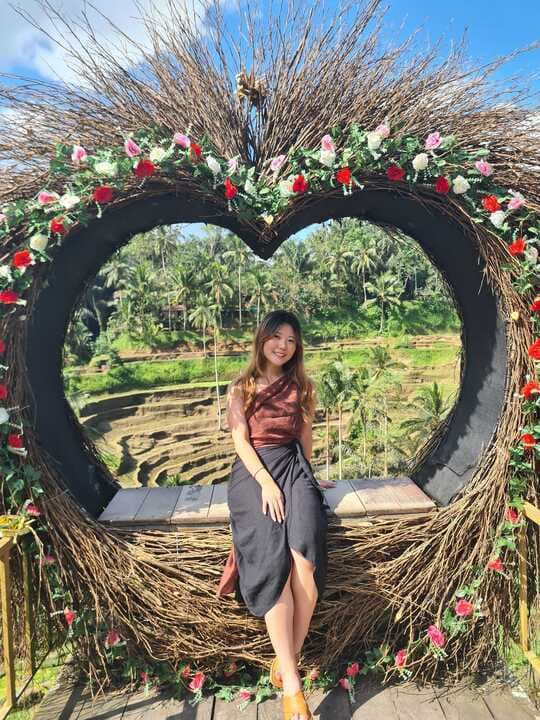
[336,167,352,185]
[0,340,5,353]
[133,159,156,178]
[0,290,19,304]
[395,650,407,668]
[530,296,540,312]
[504,507,519,523]
[50,216,67,235]
[346,662,360,677]
[521,380,540,399]
[224,177,238,200]
[190,142,202,161]
[508,237,526,256]
[92,185,113,204]
[434,176,450,194]
[487,557,504,573]
[521,433,536,450]
[386,164,406,181]
[528,339,540,360]
[181,664,191,679]
[0,384,7,400]
[454,599,474,617]
[292,174,308,193]
[482,195,501,213]
[7,433,23,448]
[12,250,32,268]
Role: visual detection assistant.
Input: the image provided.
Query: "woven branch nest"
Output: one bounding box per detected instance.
[0,0,539,689]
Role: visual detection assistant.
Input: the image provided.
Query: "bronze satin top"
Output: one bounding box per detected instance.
[245,374,303,448]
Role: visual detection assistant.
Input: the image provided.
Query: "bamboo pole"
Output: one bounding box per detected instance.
[0,537,15,715]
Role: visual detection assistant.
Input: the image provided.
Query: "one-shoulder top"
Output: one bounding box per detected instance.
[245,374,303,448]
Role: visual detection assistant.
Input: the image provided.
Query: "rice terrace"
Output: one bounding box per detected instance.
[0,1,539,719]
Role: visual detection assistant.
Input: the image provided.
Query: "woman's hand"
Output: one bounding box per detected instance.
[259,474,285,523]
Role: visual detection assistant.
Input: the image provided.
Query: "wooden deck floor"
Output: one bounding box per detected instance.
[98,477,436,527]
[33,674,539,720]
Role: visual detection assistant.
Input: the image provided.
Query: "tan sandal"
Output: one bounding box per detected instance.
[270,655,283,688]
[282,689,312,720]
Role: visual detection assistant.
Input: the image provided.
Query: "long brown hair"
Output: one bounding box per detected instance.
[233,310,316,422]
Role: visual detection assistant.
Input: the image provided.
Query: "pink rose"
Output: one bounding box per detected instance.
[173,133,191,148]
[338,677,350,690]
[395,650,407,668]
[425,132,442,150]
[71,145,88,165]
[238,689,252,701]
[426,624,446,647]
[124,137,142,157]
[42,554,56,565]
[105,629,121,648]
[0,214,7,223]
[188,671,206,691]
[26,503,41,517]
[454,599,474,617]
[270,154,286,173]
[309,668,319,681]
[475,159,492,176]
[37,191,59,205]
[64,608,77,626]
[140,671,149,683]
[375,122,390,138]
[321,134,336,152]
[346,662,360,676]
[508,191,525,210]
[227,157,239,174]
[181,664,191,678]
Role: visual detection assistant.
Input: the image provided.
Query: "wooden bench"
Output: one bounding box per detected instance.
[98,478,436,529]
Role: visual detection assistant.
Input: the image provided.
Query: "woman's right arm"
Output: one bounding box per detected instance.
[226,382,285,523]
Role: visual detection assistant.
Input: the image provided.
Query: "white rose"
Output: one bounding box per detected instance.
[149,146,167,164]
[279,177,295,197]
[206,155,221,175]
[94,161,118,177]
[59,193,80,210]
[30,233,49,252]
[366,131,383,151]
[412,153,429,171]
[0,265,12,281]
[0,408,9,424]
[452,175,470,194]
[489,210,506,228]
[244,178,257,196]
[524,246,538,264]
[319,149,336,167]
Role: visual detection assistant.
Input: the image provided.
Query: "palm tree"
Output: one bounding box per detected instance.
[364,347,405,474]
[351,236,378,304]
[246,267,277,326]
[363,271,403,333]
[207,308,223,431]
[169,265,192,331]
[399,382,454,445]
[188,295,217,357]
[319,355,359,480]
[223,236,251,329]
[317,374,337,481]
[205,262,234,328]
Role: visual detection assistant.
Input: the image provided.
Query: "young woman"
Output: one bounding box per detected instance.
[217,309,332,720]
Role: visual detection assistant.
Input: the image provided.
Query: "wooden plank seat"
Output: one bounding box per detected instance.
[98,477,436,528]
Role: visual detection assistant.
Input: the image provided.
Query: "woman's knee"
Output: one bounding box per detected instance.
[290,548,316,576]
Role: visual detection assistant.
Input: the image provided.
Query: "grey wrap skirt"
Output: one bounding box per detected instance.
[227,439,330,617]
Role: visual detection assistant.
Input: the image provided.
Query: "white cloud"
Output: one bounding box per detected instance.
[0,0,205,84]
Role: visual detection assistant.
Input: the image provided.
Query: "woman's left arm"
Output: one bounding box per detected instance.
[299,416,313,462]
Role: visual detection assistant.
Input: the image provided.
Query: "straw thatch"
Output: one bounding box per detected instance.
[0,0,539,694]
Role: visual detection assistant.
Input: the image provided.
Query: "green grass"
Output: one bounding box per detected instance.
[0,649,67,719]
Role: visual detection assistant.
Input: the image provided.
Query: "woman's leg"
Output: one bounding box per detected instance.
[289,548,318,655]
[264,559,311,720]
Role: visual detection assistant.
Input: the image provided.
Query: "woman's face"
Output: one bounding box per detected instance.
[262,323,298,369]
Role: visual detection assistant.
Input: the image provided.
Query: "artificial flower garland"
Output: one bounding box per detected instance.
[0,120,538,703]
